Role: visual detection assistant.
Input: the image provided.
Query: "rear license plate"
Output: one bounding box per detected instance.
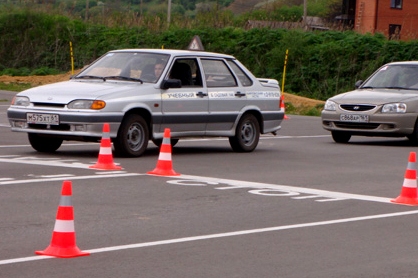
[340,114,369,123]
[27,113,59,125]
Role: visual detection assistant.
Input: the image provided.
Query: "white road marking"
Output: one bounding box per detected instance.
[27,174,74,178]
[0,142,98,148]
[1,209,418,265]
[0,173,143,185]
[0,155,93,169]
[0,155,393,204]
[169,175,393,204]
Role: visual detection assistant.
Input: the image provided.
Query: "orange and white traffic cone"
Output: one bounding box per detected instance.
[280,95,289,120]
[391,152,418,206]
[147,128,180,176]
[35,181,90,258]
[90,123,122,170]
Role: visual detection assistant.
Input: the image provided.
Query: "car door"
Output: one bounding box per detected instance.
[200,58,247,133]
[160,58,208,135]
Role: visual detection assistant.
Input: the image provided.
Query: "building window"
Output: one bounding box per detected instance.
[390,0,402,9]
[389,24,401,40]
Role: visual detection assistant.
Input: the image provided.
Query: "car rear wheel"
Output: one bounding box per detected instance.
[229,114,260,152]
[28,133,63,153]
[331,131,351,143]
[114,114,149,157]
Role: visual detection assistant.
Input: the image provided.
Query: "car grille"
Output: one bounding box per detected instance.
[28,123,71,131]
[334,122,380,129]
[33,102,66,108]
[340,104,376,112]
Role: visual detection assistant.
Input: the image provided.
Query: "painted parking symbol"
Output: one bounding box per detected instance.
[166,180,219,186]
[248,189,300,197]
[167,174,393,204]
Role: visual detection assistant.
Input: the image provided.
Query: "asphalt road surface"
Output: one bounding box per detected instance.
[1,90,418,277]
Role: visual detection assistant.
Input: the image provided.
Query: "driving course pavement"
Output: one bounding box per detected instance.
[1,90,418,277]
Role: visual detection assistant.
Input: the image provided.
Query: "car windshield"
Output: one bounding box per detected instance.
[76,52,170,83]
[361,64,418,90]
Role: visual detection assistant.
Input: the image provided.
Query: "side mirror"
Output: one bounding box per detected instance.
[355,80,363,89]
[161,79,182,89]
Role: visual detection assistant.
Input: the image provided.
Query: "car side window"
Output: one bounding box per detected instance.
[201,59,238,87]
[168,58,202,87]
[227,60,253,86]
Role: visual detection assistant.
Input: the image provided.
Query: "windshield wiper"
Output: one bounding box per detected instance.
[360,86,374,89]
[103,76,143,84]
[73,75,105,81]
[385,86,413,90]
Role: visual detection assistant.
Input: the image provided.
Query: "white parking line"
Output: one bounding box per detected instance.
[0,155,94,169]
[0,173,143,185]
[1,209,418,265]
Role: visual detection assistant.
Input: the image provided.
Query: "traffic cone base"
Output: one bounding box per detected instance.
[36,245,89,258]
[90,123,122,170]
[148,128,180,176]
[280,95,289,120]
[90,161,122,170]
[391,196,418,206]
[36,181,90,258]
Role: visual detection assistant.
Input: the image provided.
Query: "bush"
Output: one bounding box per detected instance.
[2,10,418,101]
[30,67,61,76]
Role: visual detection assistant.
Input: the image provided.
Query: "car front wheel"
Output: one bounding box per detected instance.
[28,133,63,153]
[331,131,351,143]
[229,114,260,152]
[114,114,149,157]
[407,119,418,145]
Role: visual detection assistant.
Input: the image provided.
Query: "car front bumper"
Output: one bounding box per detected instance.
[7,108,124,139]
[321,111,417,136]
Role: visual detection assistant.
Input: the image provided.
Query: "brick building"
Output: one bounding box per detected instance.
[343,0,418,40]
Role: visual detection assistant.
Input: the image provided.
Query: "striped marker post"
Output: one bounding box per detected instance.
[90,123,122,170]
[148,128,180,176]
[391,152,418,206]
[36,181,90,258]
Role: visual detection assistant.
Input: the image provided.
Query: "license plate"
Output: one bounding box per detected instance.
[340,114,369,123]
[27,113,59,125]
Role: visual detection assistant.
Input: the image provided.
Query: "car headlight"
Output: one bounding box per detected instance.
[323,100,336,111]
[382,103,406,113]
[11,96,30,106]
[68,100,106,110]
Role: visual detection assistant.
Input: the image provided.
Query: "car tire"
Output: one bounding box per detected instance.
[229,114,260,152]
[152,138,179,147]
[331,131,351,143]
[407,119,418,144]
[28,133,63,153]
[114,114,149,157]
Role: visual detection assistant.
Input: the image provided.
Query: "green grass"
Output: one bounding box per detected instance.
[0,82,31,92]
[285,102,324,117]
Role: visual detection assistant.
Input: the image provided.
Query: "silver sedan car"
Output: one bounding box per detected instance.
[322,61,418,143]
[8,49,284,156]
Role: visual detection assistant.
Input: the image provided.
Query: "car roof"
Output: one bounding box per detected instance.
[386,61,418,66]
[109,48,235,59]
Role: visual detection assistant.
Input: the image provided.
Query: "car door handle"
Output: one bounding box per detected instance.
[196,91,208,97]
[235,91,246,97]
